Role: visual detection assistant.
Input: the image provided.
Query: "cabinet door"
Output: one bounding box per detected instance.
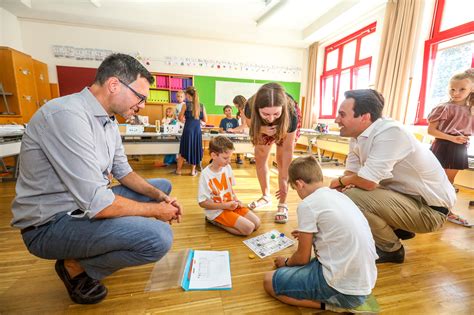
[12,51,38,122]
[0,116,23,124]
[33,59,51,106]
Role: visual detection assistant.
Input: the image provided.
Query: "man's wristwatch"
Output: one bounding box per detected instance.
[338,176,345,187]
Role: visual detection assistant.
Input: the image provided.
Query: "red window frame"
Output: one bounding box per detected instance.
[319,22,377,119]
[414,0,474,125]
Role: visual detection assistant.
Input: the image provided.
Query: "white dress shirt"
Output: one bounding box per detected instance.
[346,118,456,209]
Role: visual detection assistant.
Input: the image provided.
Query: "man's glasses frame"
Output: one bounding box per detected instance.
[118,78,147,106]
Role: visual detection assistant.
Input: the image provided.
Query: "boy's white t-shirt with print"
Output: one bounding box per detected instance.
[198,164,236,220]
[297,187,378,296]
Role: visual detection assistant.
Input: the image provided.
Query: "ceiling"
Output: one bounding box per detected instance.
[0,0,386,48]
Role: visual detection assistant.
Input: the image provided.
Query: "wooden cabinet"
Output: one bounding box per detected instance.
[0,47,51,124]
[33,59,52,107]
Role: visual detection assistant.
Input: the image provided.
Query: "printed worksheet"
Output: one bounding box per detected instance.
[187,250,232,290]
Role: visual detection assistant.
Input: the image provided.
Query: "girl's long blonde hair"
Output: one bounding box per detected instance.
[185,86,200,119]
[249,83,296,145]
[450,68,474,115]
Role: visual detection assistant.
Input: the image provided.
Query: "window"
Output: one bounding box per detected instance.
[319,22,377,119]
[415,0,474,124]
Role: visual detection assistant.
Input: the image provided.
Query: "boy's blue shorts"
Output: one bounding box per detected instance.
[272,258,366,309]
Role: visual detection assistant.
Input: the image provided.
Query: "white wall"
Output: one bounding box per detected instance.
[19,20,305,86]
[0,8,23,51]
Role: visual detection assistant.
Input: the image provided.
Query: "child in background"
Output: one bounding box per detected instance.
[219,105,239,133]
[175,90,186,130]
[219,105,243,164]
[162,107,176,126]
[175,90,186,117]
[198,136,260,236]
[427,68,473,227]
[176,86,207,176]
[162,107,177,166]
[263,155,379,313]
[230,95,249,134]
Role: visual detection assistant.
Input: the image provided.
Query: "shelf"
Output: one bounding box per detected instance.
[0,92,13,96]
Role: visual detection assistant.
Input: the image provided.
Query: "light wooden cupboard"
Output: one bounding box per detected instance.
[0,46,52,124]
[33,59,52,107]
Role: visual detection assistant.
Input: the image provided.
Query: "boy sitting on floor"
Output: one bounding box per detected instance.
[198,136,260,236]
[263,155,380,313]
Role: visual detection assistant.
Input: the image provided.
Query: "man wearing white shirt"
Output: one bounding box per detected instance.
[329,89,455,264]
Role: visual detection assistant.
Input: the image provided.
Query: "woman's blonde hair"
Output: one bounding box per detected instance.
[249,83,296,145]
[450,68,474,115]
[185,86,200,119]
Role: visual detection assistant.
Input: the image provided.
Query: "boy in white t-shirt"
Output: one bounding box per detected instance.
[198,136,260,236]
[263,155,380,313]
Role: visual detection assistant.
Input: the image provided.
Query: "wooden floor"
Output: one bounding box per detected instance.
[0,156,473,314]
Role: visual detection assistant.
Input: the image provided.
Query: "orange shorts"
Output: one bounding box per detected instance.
[214,207,250,227]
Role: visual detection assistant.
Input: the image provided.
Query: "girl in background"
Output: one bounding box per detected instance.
[427,68,473,227]
[176,86,207,176]
[162,107,176,125]
[162,107,177,165]
[175,90,186,130]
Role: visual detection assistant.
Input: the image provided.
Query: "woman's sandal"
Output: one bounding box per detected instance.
[274,203,289,224]
[248,195,272,210]
[55,260,108,304]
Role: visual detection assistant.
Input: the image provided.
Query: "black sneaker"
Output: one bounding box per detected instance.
[55,260,108,304]
[375,246,404,264]
[394,229,415,240]
[236,158,243,164]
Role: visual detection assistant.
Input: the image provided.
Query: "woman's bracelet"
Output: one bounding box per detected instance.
[284,258,289,267]
[338,176,345,187]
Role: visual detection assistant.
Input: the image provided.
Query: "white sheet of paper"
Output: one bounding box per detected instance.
[188,250,232,290]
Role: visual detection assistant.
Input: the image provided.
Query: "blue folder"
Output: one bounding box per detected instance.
[181,249,232,291]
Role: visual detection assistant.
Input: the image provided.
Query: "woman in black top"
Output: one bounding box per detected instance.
[244,83,301,223]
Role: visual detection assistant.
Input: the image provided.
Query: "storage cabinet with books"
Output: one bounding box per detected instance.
[142,72,193,123]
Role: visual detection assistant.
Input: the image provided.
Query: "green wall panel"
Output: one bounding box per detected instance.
[194,75,301,115]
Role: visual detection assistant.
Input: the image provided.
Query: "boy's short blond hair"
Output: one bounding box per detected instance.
[209,136,235,154]
[288,155,324,185]
[176,90,185,97]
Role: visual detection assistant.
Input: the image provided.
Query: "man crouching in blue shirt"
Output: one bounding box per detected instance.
[11,53,183,304]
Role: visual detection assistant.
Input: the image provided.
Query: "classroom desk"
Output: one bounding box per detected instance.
[120,132,273,155]
[298,129,350,163]
[0,127,23,180]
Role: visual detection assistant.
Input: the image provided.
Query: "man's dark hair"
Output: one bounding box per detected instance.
[94,53,154,85]
[344,89,384,122]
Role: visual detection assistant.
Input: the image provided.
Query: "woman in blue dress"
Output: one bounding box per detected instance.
[176,86,207,176]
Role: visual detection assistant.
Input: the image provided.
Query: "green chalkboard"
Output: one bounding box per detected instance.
[194,75,301,115]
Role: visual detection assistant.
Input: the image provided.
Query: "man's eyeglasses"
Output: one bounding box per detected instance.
[118,79,147,106]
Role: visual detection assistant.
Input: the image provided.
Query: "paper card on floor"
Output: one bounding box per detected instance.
[181,250,232,291]
[243,229,295,258]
